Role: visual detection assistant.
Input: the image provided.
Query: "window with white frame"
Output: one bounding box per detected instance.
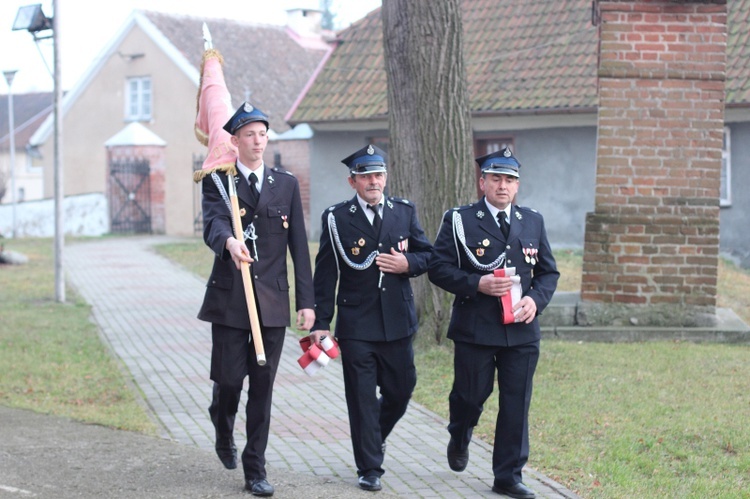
[125,77,152,121]
[721,126,731,207]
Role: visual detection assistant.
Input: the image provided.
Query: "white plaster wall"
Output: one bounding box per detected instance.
[0,193,109,237]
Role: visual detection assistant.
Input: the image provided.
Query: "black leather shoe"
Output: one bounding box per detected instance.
[245,477,274,496]
[215,436,237,470]
[447,438,469,472]
[491,481,536,498]
[358,475,382,491]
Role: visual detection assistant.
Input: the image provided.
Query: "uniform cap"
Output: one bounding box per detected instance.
[223,102,269,134]
[475,147,520,177]
[341,144,387,174]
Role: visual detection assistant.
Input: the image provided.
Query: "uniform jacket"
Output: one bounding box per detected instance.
[312,195,433,342]
[198,165,314,329]
[428,199,559,347]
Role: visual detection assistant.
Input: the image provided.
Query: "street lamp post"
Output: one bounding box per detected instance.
[13,2,65,303]
[2,70,18,239]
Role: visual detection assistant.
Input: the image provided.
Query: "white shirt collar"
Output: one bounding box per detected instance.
[236,161,264,191]
[357,194,383,222]
[484,198,510,226]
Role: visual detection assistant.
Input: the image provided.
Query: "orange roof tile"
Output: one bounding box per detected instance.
[289,0,750,125]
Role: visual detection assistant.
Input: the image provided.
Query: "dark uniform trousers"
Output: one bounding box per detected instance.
[207,324,286,479]
[450,340,539,485]
[339,335,417,477]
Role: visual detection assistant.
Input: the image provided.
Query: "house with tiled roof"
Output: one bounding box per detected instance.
[288,0,750,267]
[23,8,330,236]
[0,92,52,205]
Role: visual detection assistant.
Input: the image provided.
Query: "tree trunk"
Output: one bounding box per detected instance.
[381,0,474,343]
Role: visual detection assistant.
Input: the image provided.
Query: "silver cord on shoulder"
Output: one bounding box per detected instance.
[212,172,259,260]
[452,210,506,271]
[328,212,378,271]
[211,172,232,215]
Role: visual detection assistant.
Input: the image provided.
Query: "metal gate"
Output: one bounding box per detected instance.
[109,159,152,234]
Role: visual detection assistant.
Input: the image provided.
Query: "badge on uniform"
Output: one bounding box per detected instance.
[281,215,288,229]
[398,239,409,252]
[358,238,365,247]
[352,247,360,256]
[523,247,538,265]
[239,208,247,217]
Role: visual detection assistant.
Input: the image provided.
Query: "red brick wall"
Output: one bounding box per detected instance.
[581,0,726,326]
[266,139,312,238]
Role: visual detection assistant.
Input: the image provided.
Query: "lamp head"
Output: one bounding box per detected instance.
[12,4,52,33]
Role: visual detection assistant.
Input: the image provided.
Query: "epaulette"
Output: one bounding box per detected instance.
[326,200,349,212]
[388,196,414,206]
[451,203,476,212]
[517,205,539,214]
[272,166,294,176]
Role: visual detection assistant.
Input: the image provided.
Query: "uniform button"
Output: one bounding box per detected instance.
[381,288,386,292]
[508,260,512,264]
[506,245,511,249]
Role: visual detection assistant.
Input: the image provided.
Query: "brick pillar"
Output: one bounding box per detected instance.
[106,144,166,234]
[580,0,726,327]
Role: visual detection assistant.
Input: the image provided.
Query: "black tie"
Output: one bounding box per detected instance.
[368,204,382,234]
[498,211,509,239]
[248,172,260,206]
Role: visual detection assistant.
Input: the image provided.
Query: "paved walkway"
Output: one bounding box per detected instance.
[64,236,579,498]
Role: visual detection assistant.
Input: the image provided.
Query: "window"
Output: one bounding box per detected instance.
[125,77,152,121]
[474,137,514,158]
[721,126,731,207]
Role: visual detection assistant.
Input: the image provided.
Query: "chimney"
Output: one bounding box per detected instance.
[286,3,323,38]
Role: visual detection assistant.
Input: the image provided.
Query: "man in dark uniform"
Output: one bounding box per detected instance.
[197,102,315,497]
[308,144,433,492]
[428,148,559,499]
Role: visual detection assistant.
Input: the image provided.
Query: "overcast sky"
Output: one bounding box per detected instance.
[1,0,381,94]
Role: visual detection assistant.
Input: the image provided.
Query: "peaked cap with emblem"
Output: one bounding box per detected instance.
[341,144,387,174]
[223,102,270,134]
[475,147,521,178]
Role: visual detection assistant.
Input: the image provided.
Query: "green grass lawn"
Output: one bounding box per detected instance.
[2,236,749,498]
[0,238,157,434]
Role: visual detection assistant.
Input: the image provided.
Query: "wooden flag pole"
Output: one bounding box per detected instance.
[227,174,266,366]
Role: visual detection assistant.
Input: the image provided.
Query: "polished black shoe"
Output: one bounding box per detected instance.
[245,477,274,496]
[358,475,382,492]
[215,436,237,470]
[446,438,469,472]
[491,481,536,498]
